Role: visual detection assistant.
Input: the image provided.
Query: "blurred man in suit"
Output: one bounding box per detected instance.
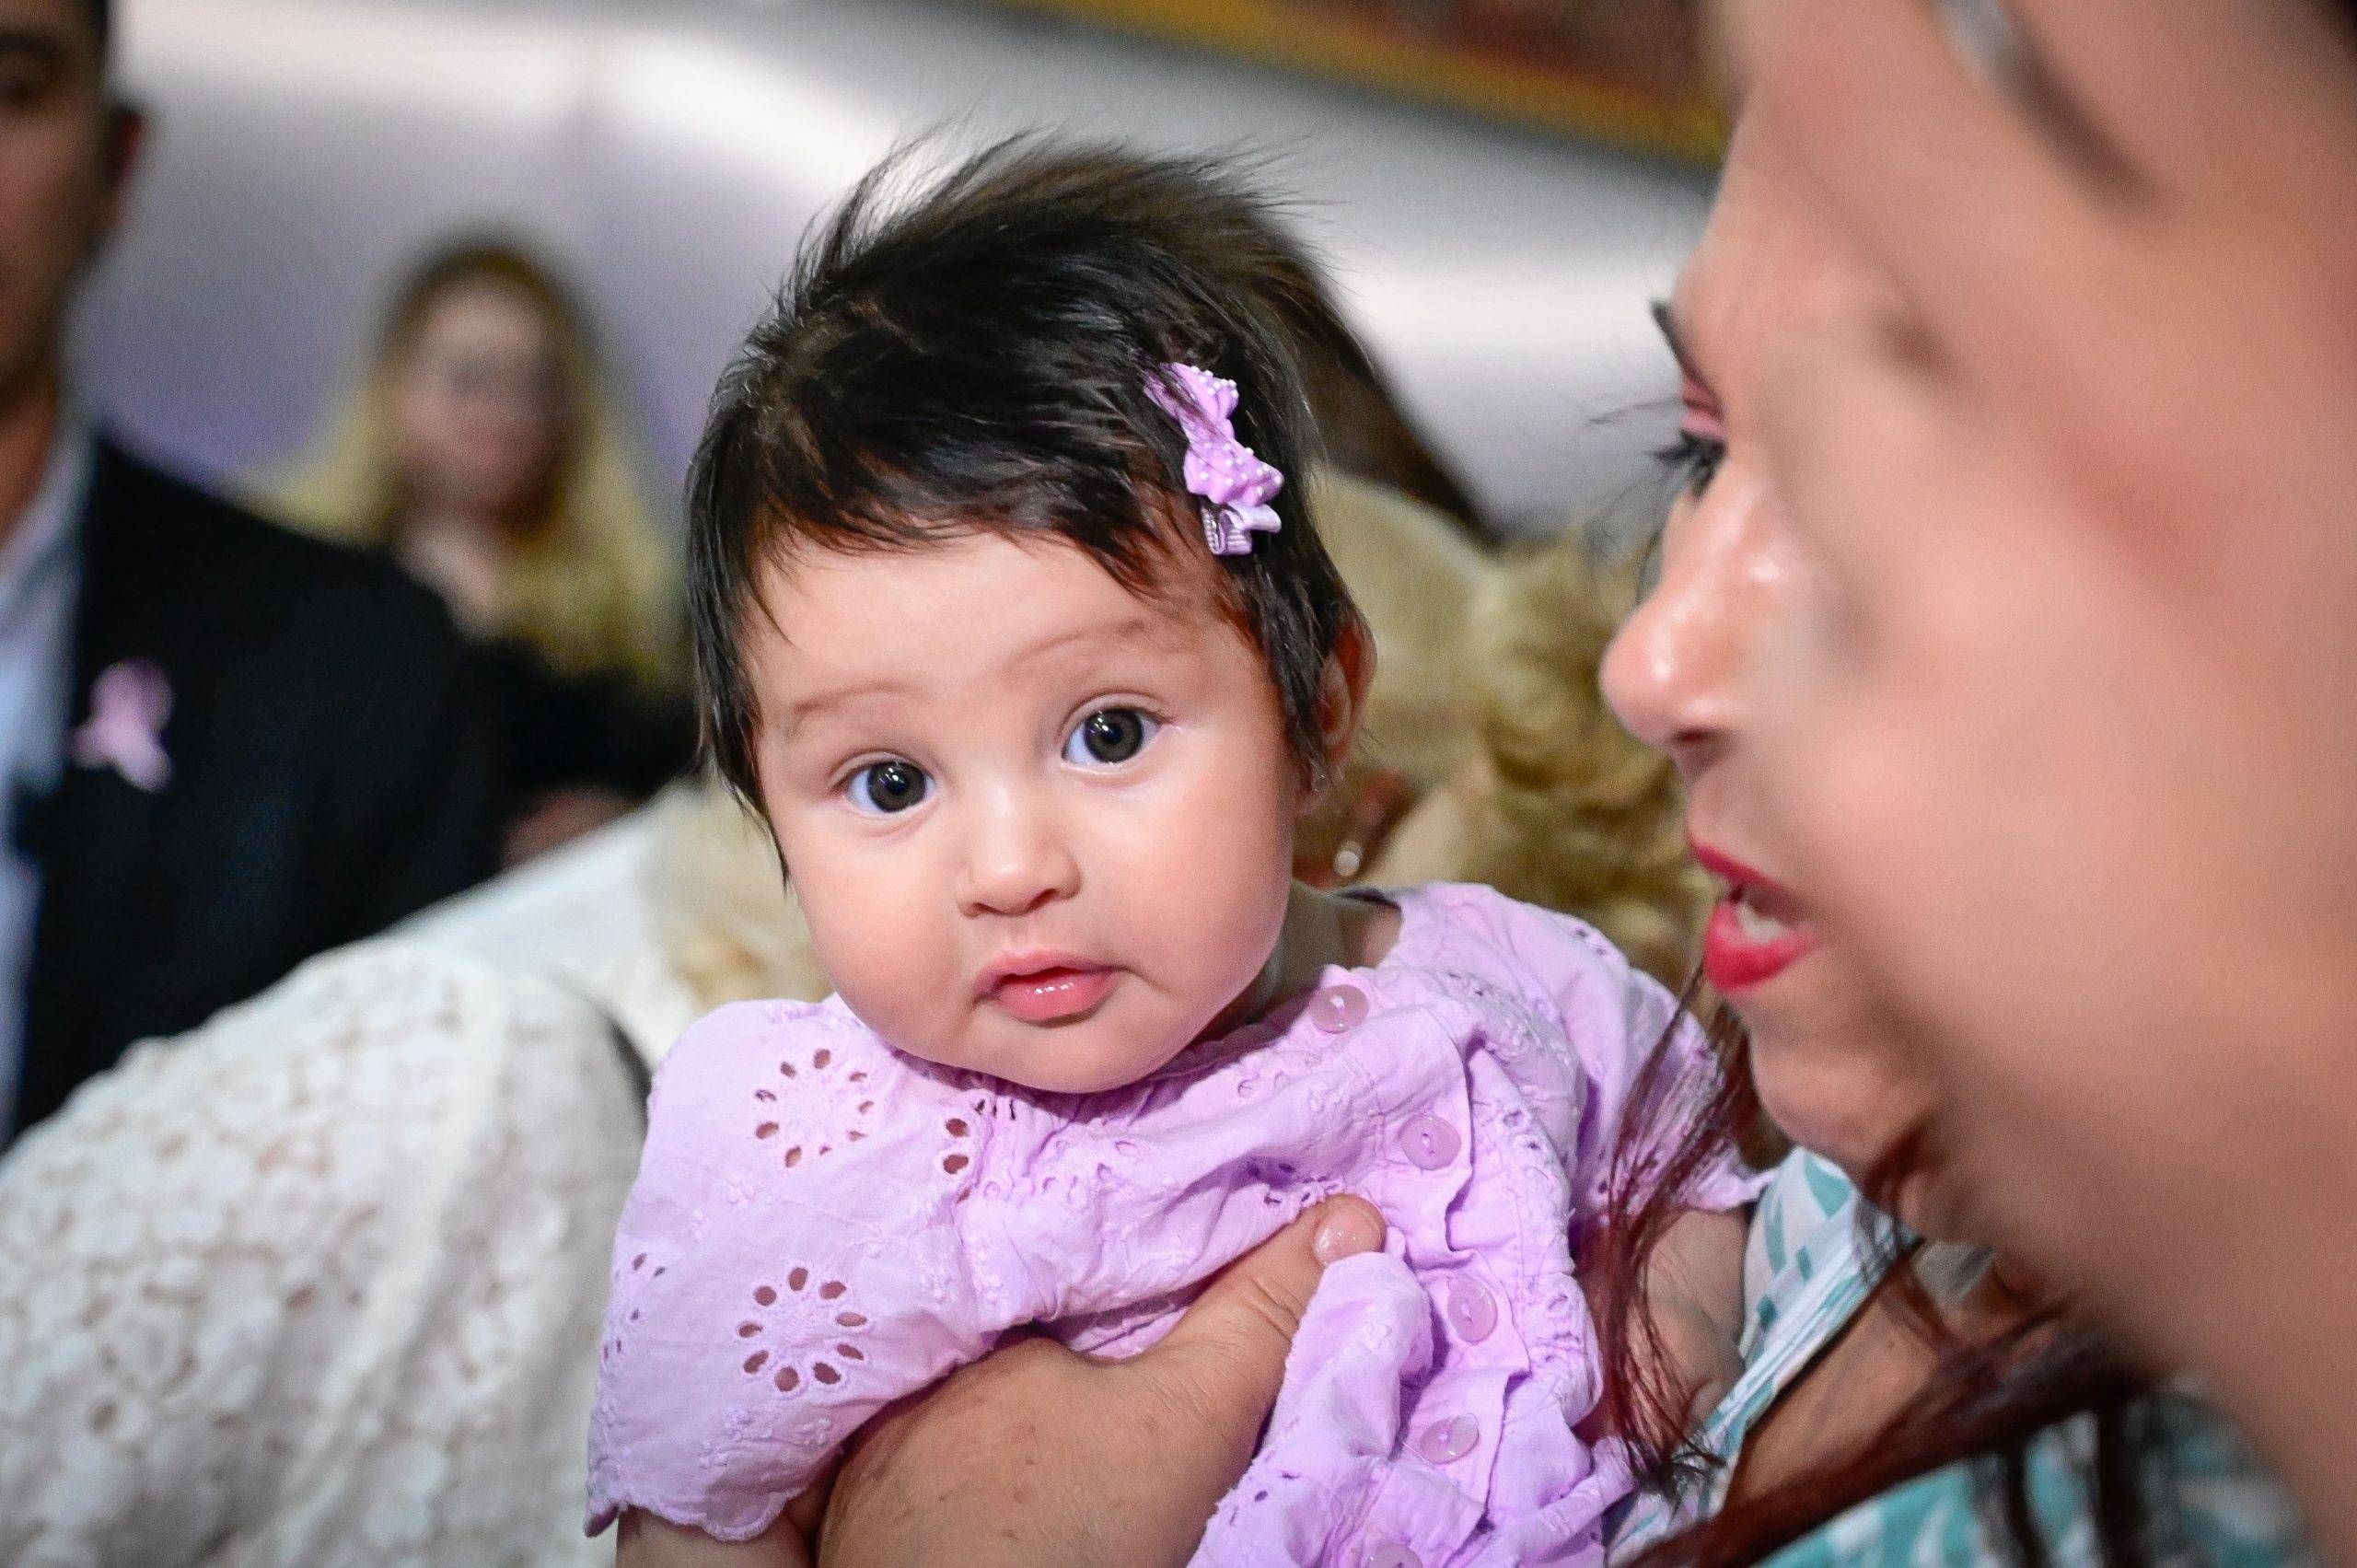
[0,0,502,1144]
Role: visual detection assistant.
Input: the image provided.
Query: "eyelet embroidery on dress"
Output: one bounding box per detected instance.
[603,1248,673,1365]
[752,1040,877,1169]
[587,892,1735,1554]
[1445,972,1550,1059]
[737,1270,869,1396]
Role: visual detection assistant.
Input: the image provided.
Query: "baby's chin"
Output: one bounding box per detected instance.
[897,1013,1191,1096]
[964,1024,1189,1095]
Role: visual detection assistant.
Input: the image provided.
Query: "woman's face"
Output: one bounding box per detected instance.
[389,278,569,528]
[1603,121,1943,1202]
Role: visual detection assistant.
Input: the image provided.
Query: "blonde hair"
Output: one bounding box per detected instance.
[1373,532,1709,986]
[644,782,831,1011]
[1310,470,1492,789]
[274,237,679,682]
[1460,537,1710,985]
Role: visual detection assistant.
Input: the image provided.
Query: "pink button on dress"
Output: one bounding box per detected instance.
[1447,1279,1500,1344]
[586,884,1759,1564]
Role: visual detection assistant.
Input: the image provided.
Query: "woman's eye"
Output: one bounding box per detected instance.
[845,759,931,816]
[1658,430,1727,496]
[1063,707,1158,768]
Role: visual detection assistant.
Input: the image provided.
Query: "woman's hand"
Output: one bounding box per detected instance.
[816,1196,1386,1567]
[1720,0,2357,1545]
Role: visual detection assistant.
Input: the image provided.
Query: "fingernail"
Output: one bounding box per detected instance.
[1312,1204,1379,1265]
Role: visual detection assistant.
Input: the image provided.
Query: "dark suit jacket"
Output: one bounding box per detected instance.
[9,440,503,1139]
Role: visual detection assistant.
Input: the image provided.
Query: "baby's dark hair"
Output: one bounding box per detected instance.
[689,134,1367,806]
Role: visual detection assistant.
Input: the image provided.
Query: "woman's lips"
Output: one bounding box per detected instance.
[981,964,1117,1024]
[1691,841,1821,993]
[1702,900,1819,992]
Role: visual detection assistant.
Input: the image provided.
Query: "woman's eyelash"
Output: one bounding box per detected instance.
[1656,430,1726,494]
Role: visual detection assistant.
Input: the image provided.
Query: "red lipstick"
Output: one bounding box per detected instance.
[1691,842,1820,993]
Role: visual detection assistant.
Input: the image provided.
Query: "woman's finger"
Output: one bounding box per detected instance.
[1141,1196,1386,1423]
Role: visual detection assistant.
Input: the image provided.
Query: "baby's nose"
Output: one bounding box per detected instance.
[955,794,1082,918]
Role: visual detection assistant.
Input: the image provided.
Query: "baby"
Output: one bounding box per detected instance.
[588,139,1756,1566]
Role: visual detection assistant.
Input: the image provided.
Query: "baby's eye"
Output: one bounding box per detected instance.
[1062,707,1158,768]
[845,759,931,816]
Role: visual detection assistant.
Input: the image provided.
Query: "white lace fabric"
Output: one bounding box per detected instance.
[0,943,643,1566]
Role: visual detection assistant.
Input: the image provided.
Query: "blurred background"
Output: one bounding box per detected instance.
[2,6,1736,1537]
[6,0,1727,1150]
[82,0,1715,534]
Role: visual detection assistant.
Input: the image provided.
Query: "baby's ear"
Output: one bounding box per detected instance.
[1313,614,1376,784]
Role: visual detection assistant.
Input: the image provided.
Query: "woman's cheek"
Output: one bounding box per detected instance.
[1747,976,1940,1180]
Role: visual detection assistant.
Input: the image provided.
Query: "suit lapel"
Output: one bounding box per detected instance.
[17,443,200,1125]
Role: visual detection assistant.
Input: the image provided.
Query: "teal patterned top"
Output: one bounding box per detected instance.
[1608,1151,2313,1565]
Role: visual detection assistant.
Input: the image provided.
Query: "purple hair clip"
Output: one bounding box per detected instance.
[1147,362,1284,557]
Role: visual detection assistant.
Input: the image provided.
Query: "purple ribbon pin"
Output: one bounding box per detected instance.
[1147,362,1285,556]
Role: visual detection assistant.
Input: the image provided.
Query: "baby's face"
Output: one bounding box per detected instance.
[749,531,1306,1092]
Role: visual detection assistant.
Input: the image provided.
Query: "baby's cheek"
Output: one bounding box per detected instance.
[797,861,955,1044]
[822,946,967,1070]
[1132,813,1290,1002]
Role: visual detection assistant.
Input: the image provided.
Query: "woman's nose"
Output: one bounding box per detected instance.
[1602,500,1758,771]
[955,787,1082,919]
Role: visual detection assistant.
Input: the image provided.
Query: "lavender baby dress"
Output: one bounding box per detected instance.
[586,884,1756,1565]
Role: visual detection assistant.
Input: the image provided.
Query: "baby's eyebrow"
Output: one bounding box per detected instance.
[778,679,918,737]
[775,613,1183,741]
[1005,612,1178,669]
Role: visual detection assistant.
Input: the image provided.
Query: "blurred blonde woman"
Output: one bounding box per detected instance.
[277,237,693,860]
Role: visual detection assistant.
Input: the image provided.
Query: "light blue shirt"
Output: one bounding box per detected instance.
[0,415,96,1137]
[1611,1150,2311,1563]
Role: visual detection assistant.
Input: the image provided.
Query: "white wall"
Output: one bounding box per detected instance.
[82,0,1712,532]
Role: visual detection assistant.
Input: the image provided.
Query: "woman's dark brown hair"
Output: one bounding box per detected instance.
[1589,979,2193,1565]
